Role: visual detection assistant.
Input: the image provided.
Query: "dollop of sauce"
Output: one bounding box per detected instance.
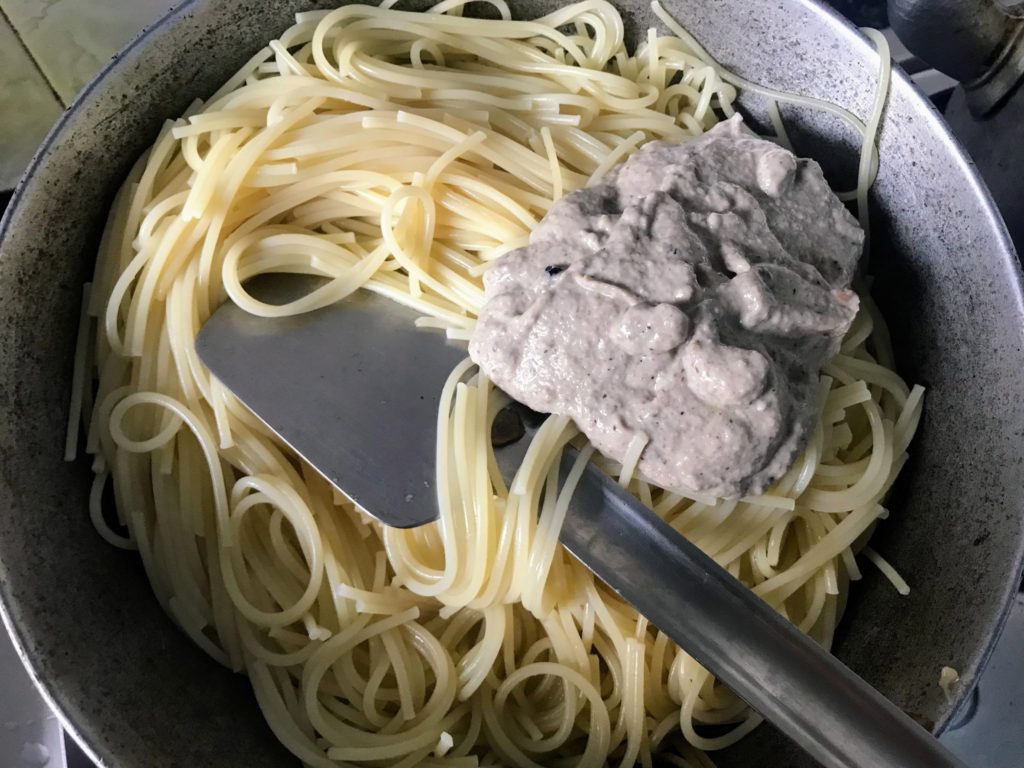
[469,116,863,497]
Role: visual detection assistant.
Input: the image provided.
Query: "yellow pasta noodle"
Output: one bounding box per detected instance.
[68,2,916,766]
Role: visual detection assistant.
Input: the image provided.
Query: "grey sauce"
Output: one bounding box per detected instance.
[469,116,863,498]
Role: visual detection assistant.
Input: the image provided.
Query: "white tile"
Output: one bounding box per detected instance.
[0,16,62,189]
[0,0,177,104]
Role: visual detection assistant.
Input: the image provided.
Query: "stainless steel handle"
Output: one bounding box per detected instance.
[558,452,968,768]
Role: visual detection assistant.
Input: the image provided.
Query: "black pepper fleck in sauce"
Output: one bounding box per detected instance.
[469,114,864,498]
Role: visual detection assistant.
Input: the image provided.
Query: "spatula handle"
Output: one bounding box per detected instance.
[558,452,967,768]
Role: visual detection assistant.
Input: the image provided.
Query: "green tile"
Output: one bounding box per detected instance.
[0,0,176,103]
[0,16,62,189]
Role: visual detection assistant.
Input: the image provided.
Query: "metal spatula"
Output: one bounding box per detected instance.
[195,277,965,768]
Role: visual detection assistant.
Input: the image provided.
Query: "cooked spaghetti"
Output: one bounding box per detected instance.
[67,2,919,766]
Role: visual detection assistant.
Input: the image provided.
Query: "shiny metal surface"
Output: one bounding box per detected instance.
[196,276,466,529]
[887,0,1024,115]
[887,0,1013,82]
[547,451,967,768]
[964,23,1024,114]
[198,283,965,767]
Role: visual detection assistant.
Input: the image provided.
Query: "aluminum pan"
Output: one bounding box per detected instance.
[1,1,1022,766]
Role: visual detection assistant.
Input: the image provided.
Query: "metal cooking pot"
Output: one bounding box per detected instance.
[1,1,1022,766]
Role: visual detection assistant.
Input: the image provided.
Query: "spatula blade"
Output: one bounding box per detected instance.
[195,277,467,528]
[194,284,966,768]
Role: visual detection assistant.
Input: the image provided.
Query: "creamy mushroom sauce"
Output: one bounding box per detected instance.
[469,116,863,498]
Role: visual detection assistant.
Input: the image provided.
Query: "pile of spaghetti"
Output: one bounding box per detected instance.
[68,2,920,766]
